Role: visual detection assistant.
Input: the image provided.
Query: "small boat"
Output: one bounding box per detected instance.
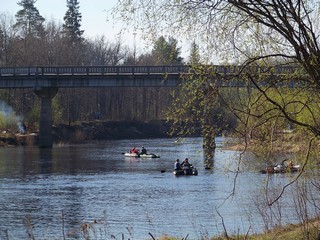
[260,164,300,174]
[173,166,198,176]
[139,153,160,158]
[124,152,139,157]
[123,152,160,158]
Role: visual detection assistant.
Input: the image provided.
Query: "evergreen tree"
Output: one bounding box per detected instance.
[151,36,183,65]
[0,28,3,65]
[14,0,45,37]
[188,41,201,65]
[63,0,84,43]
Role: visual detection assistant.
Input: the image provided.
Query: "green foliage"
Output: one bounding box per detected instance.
[215,65,320,159]
[24,97,61,126]
[27,103,40,126]
[166,65,237,150]
[235,86,320,140]
[150,36,183,65]
[0,112,4,127]
[187,41,201,65]
[52,97,62,124]
[0,112,19,131]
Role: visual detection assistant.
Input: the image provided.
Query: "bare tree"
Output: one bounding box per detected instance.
[0,13,18,66]
[113,1,320,222]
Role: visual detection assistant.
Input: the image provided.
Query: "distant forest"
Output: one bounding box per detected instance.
[0,0,200,127]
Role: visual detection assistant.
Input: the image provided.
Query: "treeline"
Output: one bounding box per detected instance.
[0,0,199,127]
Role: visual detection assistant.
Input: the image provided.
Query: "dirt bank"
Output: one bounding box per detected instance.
[1,120,201,146]
[52,120,172,144]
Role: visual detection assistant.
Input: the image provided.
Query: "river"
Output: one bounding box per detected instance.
[0,137,319,239]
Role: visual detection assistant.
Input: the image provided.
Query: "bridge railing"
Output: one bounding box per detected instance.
[0,65,191,76]
[0,65,303,77]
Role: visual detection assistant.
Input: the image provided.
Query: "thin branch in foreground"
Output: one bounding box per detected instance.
[216,207,230,240]
[148,232,156,240]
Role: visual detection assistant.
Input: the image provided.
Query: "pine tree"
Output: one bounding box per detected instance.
[14,0,45,37]
[151,36,183,65]
[0,28,3,65]
[63,0,84,43]
[188,41,201,65]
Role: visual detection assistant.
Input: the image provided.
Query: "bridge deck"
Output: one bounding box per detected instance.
[0,65,302,88]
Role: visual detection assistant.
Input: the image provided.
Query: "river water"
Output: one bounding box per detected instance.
[0,137,319,239]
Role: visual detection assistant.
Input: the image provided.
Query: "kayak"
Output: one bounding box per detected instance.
[124,152,160,158]
[173,166,198,176]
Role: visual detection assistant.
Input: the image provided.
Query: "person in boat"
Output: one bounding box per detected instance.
[287,160,293,169]
[141,146,147,155]
[130,146,139,154]
[274,159,294,172]
[181,158,191,169]
[174,159,182,170]
[274,159,285,169]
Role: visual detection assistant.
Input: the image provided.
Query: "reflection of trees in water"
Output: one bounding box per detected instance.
[39,148,53,174]
[204,147,214,170]
[38,148,85,236]
[62,187,85,237]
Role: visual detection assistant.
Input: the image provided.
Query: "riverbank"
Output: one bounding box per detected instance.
[52,120,172,144]
[225,130,311,155]
[0,120,174,146]
[0,120,315,155]
[158,217,320,239]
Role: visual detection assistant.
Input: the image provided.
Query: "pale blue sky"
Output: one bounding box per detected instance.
[1,0,192,59]
[1,0,128,40]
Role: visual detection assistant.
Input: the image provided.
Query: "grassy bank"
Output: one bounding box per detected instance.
[156,218,320,240]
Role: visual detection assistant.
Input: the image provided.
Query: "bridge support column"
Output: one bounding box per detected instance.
[33,87,58,148]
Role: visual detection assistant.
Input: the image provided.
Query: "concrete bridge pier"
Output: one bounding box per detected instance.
[33,87,59,148]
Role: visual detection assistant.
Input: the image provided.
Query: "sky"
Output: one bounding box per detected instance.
[1,0,140,49]
[1,0,194,60]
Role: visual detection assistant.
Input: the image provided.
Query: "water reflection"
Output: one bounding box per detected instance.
[0,137,318,239]
[38,148,53,174]
[204,148,215,170]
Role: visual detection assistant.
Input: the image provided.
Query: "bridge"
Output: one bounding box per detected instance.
[0,65,302,148]
[0,65,301,88]
[0,65,187,88]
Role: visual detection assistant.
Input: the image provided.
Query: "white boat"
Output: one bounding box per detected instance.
[123,152,160,158]
[260,164,300,174]
[139,153,160,158]
[124,152,139,157]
